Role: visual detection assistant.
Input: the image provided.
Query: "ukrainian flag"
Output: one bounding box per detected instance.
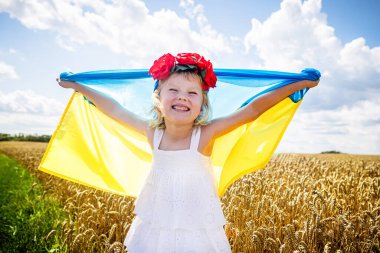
[38,68,320,198]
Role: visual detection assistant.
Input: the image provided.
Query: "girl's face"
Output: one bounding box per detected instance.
[158,73,203,126]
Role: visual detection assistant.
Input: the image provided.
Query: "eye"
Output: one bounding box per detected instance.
[189,91,198,95]
[169,88,178,92]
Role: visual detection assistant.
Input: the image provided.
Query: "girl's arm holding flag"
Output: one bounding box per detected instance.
[56,79,149,135]
[201,79,319,153]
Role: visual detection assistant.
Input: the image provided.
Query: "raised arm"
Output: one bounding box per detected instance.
[57,79,149,136]
[206,79,319,139]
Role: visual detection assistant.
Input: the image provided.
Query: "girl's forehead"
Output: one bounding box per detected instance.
[164,74,202,89]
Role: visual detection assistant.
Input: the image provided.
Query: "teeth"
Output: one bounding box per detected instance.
[172,105,189,111]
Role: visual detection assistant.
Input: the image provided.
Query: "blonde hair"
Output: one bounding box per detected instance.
[149,71,212,129]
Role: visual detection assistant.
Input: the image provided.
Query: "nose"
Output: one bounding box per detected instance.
[177,92,188,101]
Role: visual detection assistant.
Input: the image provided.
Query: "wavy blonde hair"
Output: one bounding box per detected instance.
[149,71,212,129]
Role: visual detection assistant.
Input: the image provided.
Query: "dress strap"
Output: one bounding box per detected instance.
[154,127,200,151]
[153,128,164,150]
[189,126,201,151]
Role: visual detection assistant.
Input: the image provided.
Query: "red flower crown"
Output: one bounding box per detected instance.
[148,53,217,91]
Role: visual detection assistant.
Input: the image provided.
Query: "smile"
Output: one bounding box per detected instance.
[172,105,190,111]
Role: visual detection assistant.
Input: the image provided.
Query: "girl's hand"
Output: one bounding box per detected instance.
[305,79,319,88]
[56,78,76,89]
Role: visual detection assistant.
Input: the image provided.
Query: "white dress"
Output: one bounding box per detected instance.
[124,126,232,253]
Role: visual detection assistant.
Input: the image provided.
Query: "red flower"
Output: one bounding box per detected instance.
[203,61,217,91]
[149,52,217,91]
[148,53,175,80]
[176,53,207,70]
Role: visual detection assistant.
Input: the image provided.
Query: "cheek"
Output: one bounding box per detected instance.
[198,97,204,107]
[159,98,172,113]
[194,99,203,112]
[156,96,166,113]
[161,92,174,102]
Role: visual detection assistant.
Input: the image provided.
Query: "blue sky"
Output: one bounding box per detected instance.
[0,0,379,154]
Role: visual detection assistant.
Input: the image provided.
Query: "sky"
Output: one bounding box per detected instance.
[0,0,379,155]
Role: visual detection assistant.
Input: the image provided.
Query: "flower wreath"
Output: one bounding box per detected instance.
[148,53,217,91]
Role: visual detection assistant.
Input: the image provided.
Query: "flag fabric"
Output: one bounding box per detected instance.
[39,68,320,198]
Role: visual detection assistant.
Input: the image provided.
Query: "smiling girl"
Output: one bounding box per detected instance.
[57,52,318,252]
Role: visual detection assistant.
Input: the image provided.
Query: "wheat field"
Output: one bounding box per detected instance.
[0,141,379,253]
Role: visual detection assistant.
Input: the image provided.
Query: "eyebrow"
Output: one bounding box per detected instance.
[166,83,199,92]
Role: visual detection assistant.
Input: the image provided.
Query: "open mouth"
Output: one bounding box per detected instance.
[172,105,190,111]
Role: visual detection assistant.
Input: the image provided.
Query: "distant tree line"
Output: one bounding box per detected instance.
[320,150,343,154]
[0,133,51,142]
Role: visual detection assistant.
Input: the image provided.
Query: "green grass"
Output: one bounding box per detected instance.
[0,153,68,253]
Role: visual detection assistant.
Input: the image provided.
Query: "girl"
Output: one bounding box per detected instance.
[57,52,319,252]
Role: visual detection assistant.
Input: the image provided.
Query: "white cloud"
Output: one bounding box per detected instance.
[338,38,380,84]
[0,112,61,135]
[0,0,232,66]
[240,0,380,154]
[243,0,380,112]
[0,61,18,80]
[277,97,380,154]
[0,89,65,134]
[0,89,64,115]
[0,0,56,30]
[179,0,231,53]
[244,0,342,71]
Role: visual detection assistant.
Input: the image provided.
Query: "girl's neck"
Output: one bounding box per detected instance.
[164,123,194,141]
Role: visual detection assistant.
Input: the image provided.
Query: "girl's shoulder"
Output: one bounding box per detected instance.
[146,126,156,150]
[198,124,214,156]
[146,125,214,156]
